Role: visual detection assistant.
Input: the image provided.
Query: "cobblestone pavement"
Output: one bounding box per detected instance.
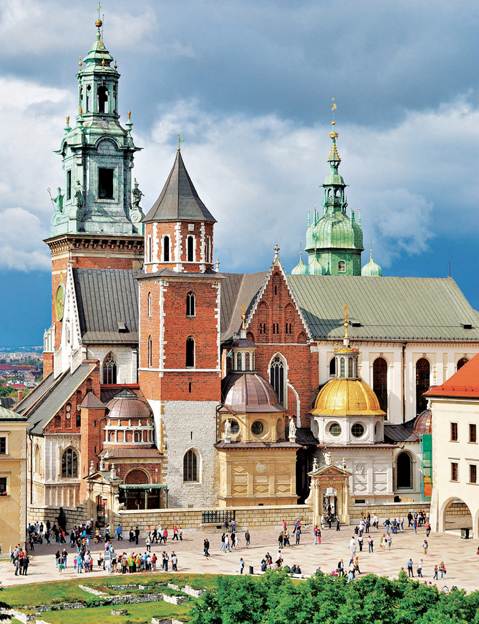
[1,523,478,592]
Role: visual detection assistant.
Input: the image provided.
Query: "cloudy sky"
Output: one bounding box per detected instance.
[0,0,478,346]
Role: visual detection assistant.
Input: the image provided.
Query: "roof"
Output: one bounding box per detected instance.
[24,364,94,435]
[288,275,479,342]
[15,372,55,416]
[384,422,419,443]
[425,353,479,398]
[221,372,286,414]
[79,392,105,409]
[0,406,27,422]
[220,271,268,341]
[295,427,318,446]
[215,440,300,450]
[144,150,216,223]
[99,448,162,459]
[74,268,141,344]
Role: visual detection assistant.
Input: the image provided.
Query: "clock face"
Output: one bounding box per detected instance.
[55,283,65,321]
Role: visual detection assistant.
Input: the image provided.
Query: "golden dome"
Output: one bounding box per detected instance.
[311,378,385,417]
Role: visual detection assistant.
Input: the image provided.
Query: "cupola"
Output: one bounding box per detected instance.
[361,247,383,277]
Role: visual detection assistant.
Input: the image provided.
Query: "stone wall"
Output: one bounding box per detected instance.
[28,504,87,526]
[349,500,430,521]
[445,501,471,516]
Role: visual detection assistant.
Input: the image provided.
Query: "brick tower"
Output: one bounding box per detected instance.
[138,148,222,507]
[43,12,144,373]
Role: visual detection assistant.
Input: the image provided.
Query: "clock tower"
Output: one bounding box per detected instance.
[43,11,144,375]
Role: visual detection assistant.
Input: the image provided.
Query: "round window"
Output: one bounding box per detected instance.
[329,422,341,437]
[352,423,365,438]
[252,421,264,435]
[230,420,240,435]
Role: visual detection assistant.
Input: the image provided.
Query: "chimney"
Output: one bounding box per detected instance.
[17,390,22,402]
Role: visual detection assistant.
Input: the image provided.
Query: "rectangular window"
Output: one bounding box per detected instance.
[76,413,81,427]
[147,236,152,263]
[285,323,292,334]
[451,462,458,481]
[98,168,114,199]
[470,424,477,443]
[451,422,458,441]
[470,464,477,484]
[0,477,6,495]
[0,438,5,455]
[259,322,266,335]
[66,170,72,201]
[272,323,279,334]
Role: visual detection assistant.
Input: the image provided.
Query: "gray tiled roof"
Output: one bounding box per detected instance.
[25,364,93,435]
[220,272,268,341]
[15,372,55,416]
[144,150,216,223]
[288,275,479,342]
[74,269,141,344]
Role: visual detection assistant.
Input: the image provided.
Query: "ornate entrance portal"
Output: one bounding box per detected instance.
[308,458,351,526]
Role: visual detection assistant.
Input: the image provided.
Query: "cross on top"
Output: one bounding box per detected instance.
[240,304,247,329]
[274,243,280,258]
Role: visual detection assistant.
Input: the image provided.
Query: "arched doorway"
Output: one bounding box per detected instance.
[416,358,430,414]
[373,357,388,414]
[443,498,473,534]
[396,452,412,489]
[122,469,152,510]
[457,357,469,371]
[323,487,338,515]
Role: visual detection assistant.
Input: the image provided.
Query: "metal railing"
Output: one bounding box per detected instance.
[201,510,236,524]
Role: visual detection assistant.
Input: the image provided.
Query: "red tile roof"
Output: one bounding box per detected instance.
[425,353,479,398]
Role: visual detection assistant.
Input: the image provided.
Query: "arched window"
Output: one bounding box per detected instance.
[457,357,469,371]
[373,357,388,414]
[148,292,152,317]
[348,358,353,377]
[186,292,196,317]
[270,356,285,406]
[340,357,345,377]
[86,85,91,112]
[338,261,346,272]
[163,236,170,262]
[236,352,242,371]
[134,431,141,442]
[34,445,41,475]
[416,358,430,414]
[148,336,152,368]
[61,448,78,478]
[103,353,117,384]
[245,352,250,370]
[397,452,412,489]
[187,236,194,262]
[329,358,336,376]
[97,86,108,113]
[186,337,195,368]
[125,469,149,484]
[183,449,198,482]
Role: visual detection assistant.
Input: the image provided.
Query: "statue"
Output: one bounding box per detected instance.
[312,457,319,471]
[74,179,83,210]
[224,418,231,441]
[48,187,64,213]
[324,451,332,466]
[289,417,296,441]
[132,179,144,210]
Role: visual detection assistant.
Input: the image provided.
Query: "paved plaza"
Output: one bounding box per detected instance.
[1,522,478,592]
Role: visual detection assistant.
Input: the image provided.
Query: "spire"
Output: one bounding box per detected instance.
[144,150,216,223]
[292,250,308,275]
[361,241,383,277]
[328,98,341,165]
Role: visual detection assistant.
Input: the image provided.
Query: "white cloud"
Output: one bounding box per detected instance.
[0,207,50,271]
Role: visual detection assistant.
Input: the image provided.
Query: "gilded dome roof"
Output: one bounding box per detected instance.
[106,387,152,420]
[311,378,385,417]
[221,372,286,413]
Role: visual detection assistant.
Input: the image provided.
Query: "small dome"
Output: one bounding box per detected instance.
[221,372,286,413]
[307,255,326,275]
[106,387,152,420]
[311,378,385,417]
[231,337,256,349]
[291,252,308,275]
[413,410,432,435]
[362,249,382,277]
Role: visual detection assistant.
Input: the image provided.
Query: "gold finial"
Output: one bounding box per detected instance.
[177,134,185,150]
[79,106,82,115]
[95,2,102,28]
[79,56,82,69]
[343,303,349,339]
[101,58,105,68]
[114,59,118,70]
[240,304,247,330]
[127,111,131,119]
[66,116,70,124]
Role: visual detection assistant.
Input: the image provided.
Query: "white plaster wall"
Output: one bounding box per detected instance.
[87,346,137,384]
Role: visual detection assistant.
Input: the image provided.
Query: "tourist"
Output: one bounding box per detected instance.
[417,559,423,577]
[407,558,414,577]
[380,534,387,549]
[129,528,134,543]
[368,535,374,553]
[439,561,447,578]
[337,559,344,575]
[384,517,391,534]
[336,516,341,531]
[422,539,428,555]
[163,527,168,542]
[433,565,439,580]
[145,535,151,552]
[173,525,179,540]
[224,518,229,533]
[245,530,251,547]
[425,519,431,537]
[116,524,123,540]
[240,557,245,574]
[349,536,356,556]
[358,534,363,551]
[178,526,183,541]
[387,534,392,550]
[171,552,178,571]
[220,533,226,552]
[135,527,140,545]
[162,551,169,571]
[231,518,237,533]
[295,529,301,545]
[278,532,284,548]
[204,538,210,557]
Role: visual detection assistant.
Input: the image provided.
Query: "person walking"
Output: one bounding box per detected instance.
[204,538,210,557]
[425,520,431,537]
[240,557,245,574]
[220,533,226,552]
[422,539,428,555]
[295,529,301,545]
[358,535,363,552]
[439,561,447,578]
[417,559,423,577]
[171,552,178,571]
[387,534,392,550]
[245,530,251,547]
[135,527,140,545]
[116,524,123,540]
[337,559,344,576]
[350,536,356,556]
[368,535,374,553]
[433,565,439,580]
[407,558,414,578]
[336,516,341,531]
[145,536,151,552]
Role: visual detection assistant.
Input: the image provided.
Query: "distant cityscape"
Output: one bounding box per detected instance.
[0,348,43,405]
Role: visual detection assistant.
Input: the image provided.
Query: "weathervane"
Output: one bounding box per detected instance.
[330,98,338,139]
[177,134,185,151]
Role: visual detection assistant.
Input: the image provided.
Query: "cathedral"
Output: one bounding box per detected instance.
[16,15,479,526]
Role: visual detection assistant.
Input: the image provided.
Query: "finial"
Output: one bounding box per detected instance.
[240,304,247,330]
[273,243,280,258]
[128,111,131,119]
[307,207,311,227]
[329,98,339,140]
[343,303,349,339]
[96,3,103,30]
[79,106,82,115]
[101,58,105,68]
[358,207,362,226]
[79,56,82,69]
[114,59,118,70]
[215,259,220,272]
[177,134,185,150]
[64,116,71,133]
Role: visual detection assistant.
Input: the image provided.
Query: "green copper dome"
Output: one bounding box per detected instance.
[307,255,326,275]
[361,249,382,277]
[292,252,308,275]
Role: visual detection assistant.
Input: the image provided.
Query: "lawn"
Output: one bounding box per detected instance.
[43,600,192,624]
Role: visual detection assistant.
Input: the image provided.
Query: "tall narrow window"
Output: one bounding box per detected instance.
[270,356,285,406]
[163,236,170,261]
[0,437,6,454]
[397,452,412,489]
[259,322,266,334]
[470,424,477,443]
[206,236,211,263]
[147,235,152,263]
[183,450,198,482]
[148,336,152,368]
[186,292,196,317]
[272,323,279,334]
[86,85,91,112]
[416,358,430,414]
[451,462,458,482]
[285,323,292,334]
[103,353,117,384]
[148,292,152,317]
[470,464,477,484]
[187,236,194,262]
[66,170,72,201]
[373,357,388,414]
[348,358,353,378]
[186,337,195,368]
[98,168,114,199]
[236,352,242,371]
[329,358,336,376]
[340,358,345,377]
[451,422,458,441]
[97,86,109,113]
[61,448,78,478]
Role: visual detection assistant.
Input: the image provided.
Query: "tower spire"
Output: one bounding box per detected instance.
[95,3,102,40]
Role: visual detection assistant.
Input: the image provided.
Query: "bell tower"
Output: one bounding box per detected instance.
[43,8,144,372]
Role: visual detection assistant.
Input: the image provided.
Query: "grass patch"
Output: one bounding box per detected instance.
[43,600,191,624]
